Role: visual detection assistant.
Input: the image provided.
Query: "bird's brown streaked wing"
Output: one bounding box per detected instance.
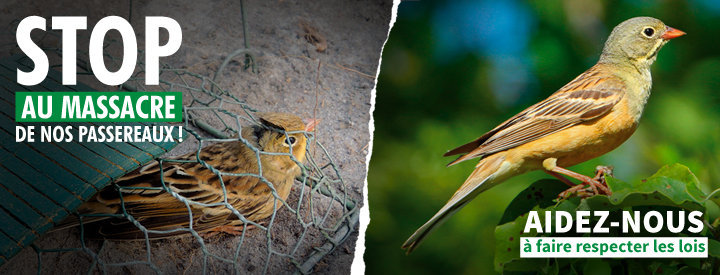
[100,144,265,209]
[442,110,529,157]
[445,65,625,166]
[83,142,267,239]
[106,141,254,200]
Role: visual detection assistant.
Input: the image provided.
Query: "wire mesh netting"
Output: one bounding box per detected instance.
[1,3,361,273]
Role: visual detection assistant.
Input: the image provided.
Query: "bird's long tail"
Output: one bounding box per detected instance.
[401,152,512,253]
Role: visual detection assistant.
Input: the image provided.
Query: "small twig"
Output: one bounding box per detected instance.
[278,53,376,79]
[334,63,375,79]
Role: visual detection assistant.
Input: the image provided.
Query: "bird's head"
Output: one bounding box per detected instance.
[247,112,317,170]
[600,16,685,68]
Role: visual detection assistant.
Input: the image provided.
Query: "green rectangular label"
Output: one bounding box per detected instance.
[15,92,182,122]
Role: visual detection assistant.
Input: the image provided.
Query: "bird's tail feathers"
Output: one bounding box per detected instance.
[49,215,110,233]
[401,153,509,253]
[48,201,118,233]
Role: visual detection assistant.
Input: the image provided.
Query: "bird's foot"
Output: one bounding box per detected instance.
[543,159,613,199]
[593,165,614,185]
[558,184,590,199]
[557,175,612,199]
[200,224,255,238]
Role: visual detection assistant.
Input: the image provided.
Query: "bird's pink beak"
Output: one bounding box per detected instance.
[662,26,686,40]
[304,118,319,132]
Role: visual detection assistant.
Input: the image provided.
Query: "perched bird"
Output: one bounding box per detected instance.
[402,17,685,253]
[57,112,317,239]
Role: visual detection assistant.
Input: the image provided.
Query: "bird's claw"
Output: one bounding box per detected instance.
[593,165,614,185]
[557,166,613,199]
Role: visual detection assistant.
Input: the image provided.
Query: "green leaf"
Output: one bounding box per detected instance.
[494,180,572,272]
[494,164,718,273]
[499,179,569,224]
[709,239,720,259]
[494,200,580,273]
[704,188,720,208]
[607,164,702,201]
[494,205,542,273]
[591,164,706,212]
[581,259,611,275]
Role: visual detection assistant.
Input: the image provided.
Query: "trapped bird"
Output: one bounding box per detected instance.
[57,112,318,239]
[402,17,685,253]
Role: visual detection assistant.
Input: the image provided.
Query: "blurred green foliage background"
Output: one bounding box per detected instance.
[365,0,720,273]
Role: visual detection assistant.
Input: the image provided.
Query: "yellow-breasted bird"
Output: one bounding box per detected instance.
[57,112,318,239]
[402,17,685,253]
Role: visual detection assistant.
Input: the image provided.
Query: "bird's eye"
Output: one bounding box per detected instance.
[643,27,655,37]
[284,136,297,146]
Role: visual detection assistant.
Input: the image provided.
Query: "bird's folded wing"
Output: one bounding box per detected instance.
[445,65,625,166]
[79,147,262,239]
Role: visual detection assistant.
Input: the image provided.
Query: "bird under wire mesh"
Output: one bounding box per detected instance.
[2,12,359,274]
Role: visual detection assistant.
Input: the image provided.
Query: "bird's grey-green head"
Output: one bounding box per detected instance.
[599,17,685,68]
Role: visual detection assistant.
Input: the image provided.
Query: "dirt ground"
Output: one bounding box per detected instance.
[0,0,391,273]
